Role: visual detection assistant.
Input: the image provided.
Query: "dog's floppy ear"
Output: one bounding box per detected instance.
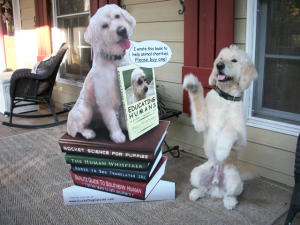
[84,24,95,45]
[120,8,136,27]
[208,68,217,86]
[239,60,258,90]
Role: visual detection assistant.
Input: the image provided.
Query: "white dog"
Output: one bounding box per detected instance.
[67,4,136,143]
[183,45,258,210]
[131,68,148,103]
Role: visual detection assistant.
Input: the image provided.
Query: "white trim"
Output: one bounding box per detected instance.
[0,18,6,71]
[244,0,300,137]
[57,78,84,87]
[243,0,257,122]
[57,11,90,18]
[12,0,23,68]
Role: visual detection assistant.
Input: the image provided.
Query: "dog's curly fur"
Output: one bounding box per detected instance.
[67,4,136,143]
[183,45,258,210]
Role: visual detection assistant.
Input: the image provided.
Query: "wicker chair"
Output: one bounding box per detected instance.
[285,134,300,225]
[2,43,69,129]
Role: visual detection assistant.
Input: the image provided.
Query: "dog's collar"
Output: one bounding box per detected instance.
[100,50,125,60]
[214,86,241,102]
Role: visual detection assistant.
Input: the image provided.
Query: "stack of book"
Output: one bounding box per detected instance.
[58,121,170,201]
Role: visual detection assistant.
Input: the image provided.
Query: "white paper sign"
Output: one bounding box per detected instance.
[129,40,172,68]
[63,180,175,205]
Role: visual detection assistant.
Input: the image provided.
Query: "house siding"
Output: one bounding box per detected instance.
[51,0,297,186]
[20,0,35,30]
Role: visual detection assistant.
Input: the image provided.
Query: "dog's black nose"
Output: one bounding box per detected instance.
[117,26,127,37]
[216,62,225,70]
[144,86,148,93]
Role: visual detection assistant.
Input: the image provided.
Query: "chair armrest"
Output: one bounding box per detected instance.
[10,69,50,82]
[10,69,46,98]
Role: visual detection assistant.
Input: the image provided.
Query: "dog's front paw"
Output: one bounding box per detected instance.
[215,146,231,163]
[194,121,206,133]
[223,196,238,210]
[82,129,96,139]
[110,130,126,143]
[183,74,202,94]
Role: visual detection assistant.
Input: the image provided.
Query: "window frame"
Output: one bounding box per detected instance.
[244,0,300,136]
[52,0,91,87]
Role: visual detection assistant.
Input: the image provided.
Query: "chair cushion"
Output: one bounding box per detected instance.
[31,56,55,76]
[31,56,55,94]
[37,81,50,94]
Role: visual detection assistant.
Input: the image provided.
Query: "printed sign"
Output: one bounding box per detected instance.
[129,40,172,68]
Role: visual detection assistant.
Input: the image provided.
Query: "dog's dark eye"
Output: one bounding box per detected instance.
[144,78,147,82]
[102,24,109,28]
[115,15,120,19]
[232,59,237,63]
[138,79,143,85]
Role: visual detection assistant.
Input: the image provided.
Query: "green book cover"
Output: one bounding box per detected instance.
[117,64,159,141]
[65,153,149,170]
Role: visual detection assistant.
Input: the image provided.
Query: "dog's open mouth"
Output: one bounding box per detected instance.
[118,37,131,50]
[217,72,233,82]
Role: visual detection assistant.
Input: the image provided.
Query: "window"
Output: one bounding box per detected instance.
[54,0,91,84]
[253,0,300,125]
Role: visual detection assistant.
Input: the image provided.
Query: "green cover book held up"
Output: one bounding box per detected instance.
[64,153,149,170]
[117,64,159,141]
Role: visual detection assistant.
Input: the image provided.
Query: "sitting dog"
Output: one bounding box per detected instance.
[67,4,136,143]
[131,68,148,103]
[183,45,258,210]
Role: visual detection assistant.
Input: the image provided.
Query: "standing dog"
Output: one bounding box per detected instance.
[131,68,148,103]
[183,45,258,210]
[67,4,136,143]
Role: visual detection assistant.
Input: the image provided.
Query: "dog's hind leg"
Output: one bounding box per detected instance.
[101,108,126,143]
[222,166,243,210]
[183,74,206,132]
[67,111,77,137]
[189,162,210,201]
[75,103,96,139]
[189,186,208,201]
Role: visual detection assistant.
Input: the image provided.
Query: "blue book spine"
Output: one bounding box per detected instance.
[71,165,150,181]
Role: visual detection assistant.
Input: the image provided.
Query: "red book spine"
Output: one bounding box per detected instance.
[70,170,146,200]
[60,143,153,161]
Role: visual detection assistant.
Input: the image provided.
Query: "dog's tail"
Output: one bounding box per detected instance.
[238,165,259,181]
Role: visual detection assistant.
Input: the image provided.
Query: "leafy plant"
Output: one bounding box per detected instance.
[0,0,13,23]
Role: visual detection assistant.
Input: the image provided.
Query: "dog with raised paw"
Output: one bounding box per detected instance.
[67,4,136,143]
[183,45,258,210]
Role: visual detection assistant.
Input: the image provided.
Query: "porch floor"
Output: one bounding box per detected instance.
[0,106,299,224]
[0,105,68,138]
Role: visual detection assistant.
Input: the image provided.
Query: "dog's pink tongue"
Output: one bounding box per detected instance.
[218,75,226,81]
[120,38,131,50]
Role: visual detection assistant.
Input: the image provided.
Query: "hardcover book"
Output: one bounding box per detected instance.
[63,180,175,205]
[70,156,167,200]
[117,64,159,141]
[65,153,150,170]
[59,121,169,161]
[71,150,163,181]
